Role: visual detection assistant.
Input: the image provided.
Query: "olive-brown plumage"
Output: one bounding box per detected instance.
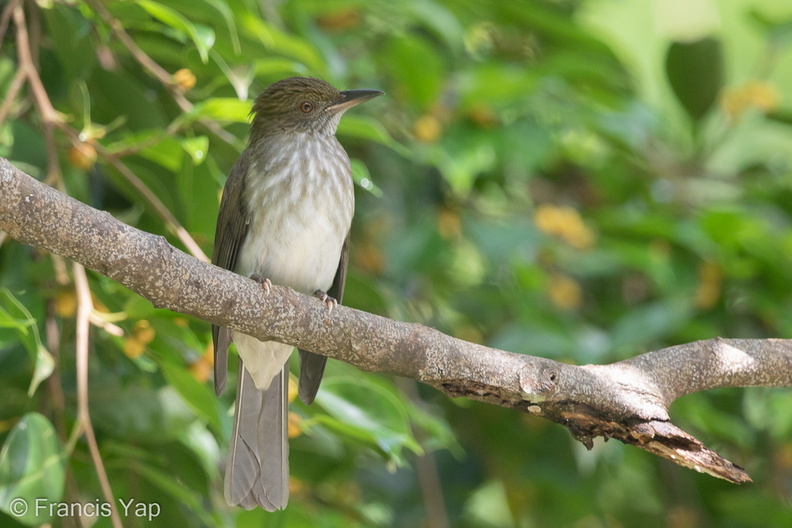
[212,77,382,510]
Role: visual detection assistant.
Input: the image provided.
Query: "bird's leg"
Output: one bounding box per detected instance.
[313,290,337,314]
[250,274,272,295]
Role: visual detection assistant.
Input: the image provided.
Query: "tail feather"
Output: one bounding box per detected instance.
[297,349,327,404]
[224,362,289,510]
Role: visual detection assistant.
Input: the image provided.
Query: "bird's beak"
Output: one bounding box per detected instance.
[330,89,384,112]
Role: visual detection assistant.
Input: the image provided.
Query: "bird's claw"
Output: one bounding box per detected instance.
[250,274,272,295]
[313,290,338,314]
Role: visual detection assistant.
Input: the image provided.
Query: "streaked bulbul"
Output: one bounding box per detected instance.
[212,77,383,510]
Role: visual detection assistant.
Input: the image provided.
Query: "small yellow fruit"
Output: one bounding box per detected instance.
[123,337,145,359]
[287,412,302,438]
[548,273,583,311]
[189,357,212,383]
[55,290,77,318]
[67,142,97,170]
[413,114,442,143]
[133,320,155,344]
[172,68,197,92]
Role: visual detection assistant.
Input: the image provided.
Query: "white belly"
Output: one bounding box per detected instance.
[232,133,354,389]
[237,208,345,294]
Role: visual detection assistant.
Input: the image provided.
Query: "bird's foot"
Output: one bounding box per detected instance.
[250,274,272,295]
[313,290,338,314]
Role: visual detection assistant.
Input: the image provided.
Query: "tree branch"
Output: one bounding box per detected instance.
[1,158,790,484]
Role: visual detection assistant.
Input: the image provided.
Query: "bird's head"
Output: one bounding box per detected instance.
[250,77,383,138]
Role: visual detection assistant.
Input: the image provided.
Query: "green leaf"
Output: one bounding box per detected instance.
[0,413,66,525]
[404,0,464,51]
[131,459,213,525]
[90,384,168,439]
[251,57,310,78]
[210,50,253,100]
[134,462,198,504]
[610,299,692,352]
[240,15,326,74]
[0,306,29,331]
[182,98,251,124]
[0,289,53,396]
[665,37,723,122]
[314,374,422,466]
[338,115,409,157]
[749,9,792,46]
[766,110,792,126]
[350,158,382,197]
[433,131,497,196]
[140,137,185,172]
[181,136,209,165]
[41,3,96,81]
[176,421,220,482]
[136,0,215,63]
[381,36,445,109]
[160,361,222,432]
[195,0,240,53]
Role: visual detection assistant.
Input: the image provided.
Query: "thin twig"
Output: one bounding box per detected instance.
[13,5,62,184]
[0,69,26,127]
[89,312,124,337]
[73,262,123,528]
[11,5,58,124]
[27,0,42,69]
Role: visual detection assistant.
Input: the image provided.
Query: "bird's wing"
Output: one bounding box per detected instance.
[212,153,250,396]
[297,232,349,404]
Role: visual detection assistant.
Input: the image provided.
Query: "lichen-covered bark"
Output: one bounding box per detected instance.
[2,157,790,484]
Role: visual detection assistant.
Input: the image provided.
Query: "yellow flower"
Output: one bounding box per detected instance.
[721,80,780,119]
[414,114,442,143]
[534,204,595,250]
[133,320,155,344]
[548,273,583,310]
[123,338,145,359]
[123,320,155,359]
[55,289,77,318]
[288,412,302,438]
[67,142,97,170]
[188,357,212,383]
[694,261,722,309]
[189,342,214,383]
[172,68,196,92]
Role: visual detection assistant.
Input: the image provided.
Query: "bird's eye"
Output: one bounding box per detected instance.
[300,101,314,113]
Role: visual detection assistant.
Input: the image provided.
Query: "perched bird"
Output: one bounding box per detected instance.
[211,77,383,510]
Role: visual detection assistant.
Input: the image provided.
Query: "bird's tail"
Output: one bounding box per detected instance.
[224,362,289,510]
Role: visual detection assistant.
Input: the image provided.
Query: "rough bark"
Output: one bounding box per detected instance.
[2,157,790,483]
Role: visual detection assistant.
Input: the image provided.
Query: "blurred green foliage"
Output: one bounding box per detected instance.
[1,0,792,526]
